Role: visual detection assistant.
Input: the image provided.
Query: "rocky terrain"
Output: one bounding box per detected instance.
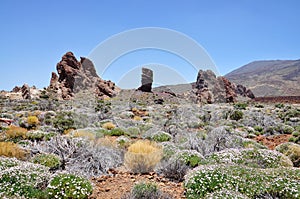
[226,59,300,97]
[0,52,299,199]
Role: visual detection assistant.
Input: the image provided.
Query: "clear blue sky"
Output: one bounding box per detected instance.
[1,0,299,90]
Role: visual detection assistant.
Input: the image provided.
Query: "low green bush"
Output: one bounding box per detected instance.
[0,157,50,198]
[206,148,293,168]
[184,165,300,199]
[230,110,243,121]
[31,153,61,170]
[47,174,93,199]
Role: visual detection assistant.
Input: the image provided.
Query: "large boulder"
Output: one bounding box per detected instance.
[48,52,118,100]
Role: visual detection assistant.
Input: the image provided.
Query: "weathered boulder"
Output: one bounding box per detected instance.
[138,68,153,92]
[48,52,118,100]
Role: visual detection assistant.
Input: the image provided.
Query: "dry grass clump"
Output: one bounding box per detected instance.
[4,125,28,139]
[0,142,29,160]
[102,122,116,130]
[124,140,162,173]
[27,115,39,128]
[72,130,96,141]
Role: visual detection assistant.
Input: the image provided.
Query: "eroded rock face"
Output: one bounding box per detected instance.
[235,84,255,99]
[21,84,31,99]
[138,68,153,92]
[48,52,118,100]
[193,70,254,103]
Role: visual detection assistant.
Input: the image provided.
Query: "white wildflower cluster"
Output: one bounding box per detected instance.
[0,157,50,198]
[206,148,293,168]
[184,164,300,199]
[47,173,93,199]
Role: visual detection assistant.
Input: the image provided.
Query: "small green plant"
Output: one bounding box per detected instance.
[230,110,243,121]
[124,182,170,199]
[107,128,127,136]
[234,102,248,110]
[47,174,93,199]
[275,103,284,108]
[151,132,171,142]
[31,153,61,170]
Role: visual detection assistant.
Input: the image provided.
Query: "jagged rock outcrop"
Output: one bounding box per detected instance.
[21,84,31,99]
[48,52,118,100]
[192,70,254,103]
[235,84,255,99]
[138,68,153,92]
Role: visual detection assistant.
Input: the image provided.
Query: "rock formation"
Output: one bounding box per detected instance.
[235,84,255,99]
[21,84,31,99]
[48,52,118,100]
[193,70,254,103]
[138,68,153,92]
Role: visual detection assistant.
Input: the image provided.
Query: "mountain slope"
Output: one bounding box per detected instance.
[225,60,300,97]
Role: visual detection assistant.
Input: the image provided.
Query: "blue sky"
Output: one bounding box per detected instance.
[0,0,299,90]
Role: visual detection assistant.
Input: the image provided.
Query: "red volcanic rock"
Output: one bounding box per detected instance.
[48,52,118,100]
[218,76,237,103]
[193,70,254,103]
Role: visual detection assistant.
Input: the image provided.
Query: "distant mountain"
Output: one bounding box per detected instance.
[225,60,300,97]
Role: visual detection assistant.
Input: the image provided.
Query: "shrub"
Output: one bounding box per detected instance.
[230,110,243,121]
[30,136,123,177]
[234,102,248,110]
[275,142,300,167]
[0,142,29,160]
[108,128,127,136]
[177,150,204,168]
[31,153,61,170]
[26,130,56,141]
[124,140,162,173]
[72,130,96,140]
[0,157,50,198]
[4,125,28,141]
[275,103,284,108]
[123,182,171,199]
[204,189,249,199]
[53,112,76,133]
[156,157,190,182]
[184,165,300,199]
[27,115,39,129]
[206,148,293,168]
[151,131,171,142]
[102,122,116,130]
[47,174,93,199]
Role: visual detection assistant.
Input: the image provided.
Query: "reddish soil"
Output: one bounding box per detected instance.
[252,96,300,104]
[254,134,292,150]
[89,167,185,199]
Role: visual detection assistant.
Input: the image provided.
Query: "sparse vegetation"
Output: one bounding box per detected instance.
[124,140,163,173]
